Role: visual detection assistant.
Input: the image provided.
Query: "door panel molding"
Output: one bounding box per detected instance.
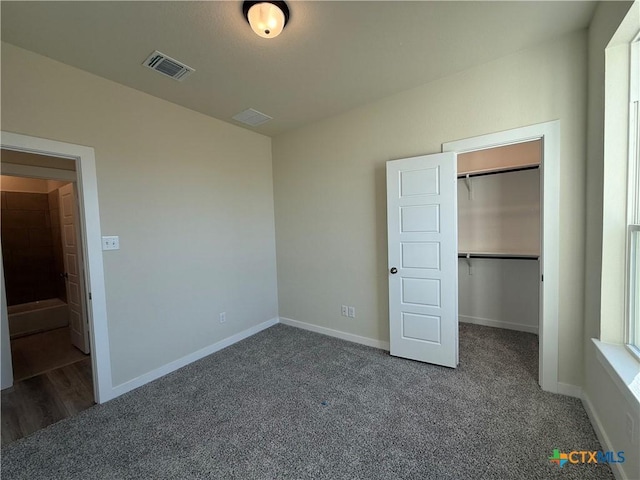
[387,152,458,367]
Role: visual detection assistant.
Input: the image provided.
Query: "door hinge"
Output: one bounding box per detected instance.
[89,292,92,300]
[541,275,544,282]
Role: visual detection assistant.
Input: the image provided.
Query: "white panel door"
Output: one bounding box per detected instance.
[387,152,458,367]
[60,183,90,354]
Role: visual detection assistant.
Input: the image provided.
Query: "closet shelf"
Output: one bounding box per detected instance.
[457,164,539,179]
[458,252,539,260]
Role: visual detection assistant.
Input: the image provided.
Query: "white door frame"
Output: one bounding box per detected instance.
[442,120,560,393]
[1,131,113,403]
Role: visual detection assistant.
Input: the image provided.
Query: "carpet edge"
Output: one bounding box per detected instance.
[107,317,279,401]
[279,316,390,350]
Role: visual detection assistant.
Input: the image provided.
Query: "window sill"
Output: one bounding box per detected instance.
[592,338,640,408]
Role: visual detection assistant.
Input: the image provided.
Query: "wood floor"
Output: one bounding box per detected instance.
[2,329,95,447]
[10,327,88,382]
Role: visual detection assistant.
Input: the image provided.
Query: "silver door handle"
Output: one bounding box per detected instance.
[390,267,398,274]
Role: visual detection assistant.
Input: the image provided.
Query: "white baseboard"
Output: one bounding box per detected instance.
[556,382,582,398]
[581,392,627,480]
[459,315,538,334]
[109,317,279,399]
[279,317,390,350]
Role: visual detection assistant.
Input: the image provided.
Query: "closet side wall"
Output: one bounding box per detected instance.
[458,169,540,255]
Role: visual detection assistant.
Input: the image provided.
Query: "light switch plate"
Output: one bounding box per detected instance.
[102,236,120,251]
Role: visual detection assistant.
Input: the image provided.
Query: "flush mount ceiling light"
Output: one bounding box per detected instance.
[243,1,290,39]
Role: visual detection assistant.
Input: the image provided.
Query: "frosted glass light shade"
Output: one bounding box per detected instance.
[247,2,286,38]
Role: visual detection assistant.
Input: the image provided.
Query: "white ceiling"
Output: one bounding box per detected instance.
[1,1,597,136]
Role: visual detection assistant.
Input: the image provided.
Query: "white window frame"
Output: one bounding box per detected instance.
[626,36,640,359]
[628,226,640,357]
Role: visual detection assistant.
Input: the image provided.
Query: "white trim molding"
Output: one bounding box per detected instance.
[581,391,628,480]
[442,120,561,394]
[279,317,390,350]
[459,315,538,335]
[593,339,640,408]
[1,131,113,403]
[556,382,582,399]
[111,318,279,398]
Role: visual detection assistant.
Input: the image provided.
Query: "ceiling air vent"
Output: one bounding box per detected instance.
[143,50,194,81]
[232,108,273,127]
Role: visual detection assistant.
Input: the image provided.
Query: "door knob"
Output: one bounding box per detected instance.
[60,272,69,280]
[390,267,398,274]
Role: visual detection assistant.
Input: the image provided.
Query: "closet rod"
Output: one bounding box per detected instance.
[457,253,539,260]
[457,164,539,179]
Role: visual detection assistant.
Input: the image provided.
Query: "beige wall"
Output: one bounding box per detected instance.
[273,31,587,386]
[1,43,278,386]
[585,350,639,480]
[458,168,540,334]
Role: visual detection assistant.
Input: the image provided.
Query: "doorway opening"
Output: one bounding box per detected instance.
[1,152,94,445]
[443,121,560,393]
[1,132,113,406]
[386,121,560,394]
[455,140,542,386]
[456,141,541,331]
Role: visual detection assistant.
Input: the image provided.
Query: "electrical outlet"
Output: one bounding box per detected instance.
[625,412,635,444]
[219,312,226,323]
[348,306,355,318]
[341,305,348,316]
[101,235,120,251]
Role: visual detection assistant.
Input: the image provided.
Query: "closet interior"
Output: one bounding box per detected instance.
[457,140,542,335]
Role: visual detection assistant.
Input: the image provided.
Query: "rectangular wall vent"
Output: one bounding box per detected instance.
[232,108,273,127]
[143,50,194,81]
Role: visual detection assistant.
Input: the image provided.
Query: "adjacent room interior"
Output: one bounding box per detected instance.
[0,1,639,479]
[1,151,94,446]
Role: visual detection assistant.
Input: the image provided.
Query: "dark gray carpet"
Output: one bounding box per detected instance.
[1,323,612,479]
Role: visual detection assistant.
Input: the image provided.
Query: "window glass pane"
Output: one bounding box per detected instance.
[633,98,640,223]
[633,39,640,223]
[631,228,640,349]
